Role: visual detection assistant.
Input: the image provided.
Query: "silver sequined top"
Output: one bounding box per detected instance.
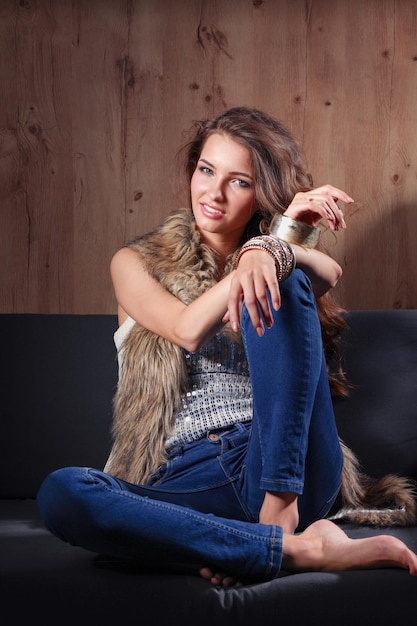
[114,317,253,451]
[165,333,253,449]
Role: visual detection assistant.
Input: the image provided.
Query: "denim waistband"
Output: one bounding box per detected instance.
[167,421,251,458]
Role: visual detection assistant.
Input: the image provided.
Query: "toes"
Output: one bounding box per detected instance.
[199,567,241,587]
[199,567,216,582]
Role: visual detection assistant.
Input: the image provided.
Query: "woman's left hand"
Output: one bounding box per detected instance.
[226,184,352,335]
[284,184,353,231]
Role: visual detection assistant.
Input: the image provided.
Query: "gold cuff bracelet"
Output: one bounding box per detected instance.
[269,214,320,248]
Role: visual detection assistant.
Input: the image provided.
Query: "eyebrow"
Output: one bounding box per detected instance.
[199,158,253,180]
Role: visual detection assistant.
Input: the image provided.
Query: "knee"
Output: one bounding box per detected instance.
[37,466,92,543]
[280,268,314,301]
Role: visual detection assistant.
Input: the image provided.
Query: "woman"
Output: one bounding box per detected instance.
[37,107,417,584]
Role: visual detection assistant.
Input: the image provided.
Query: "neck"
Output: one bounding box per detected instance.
[198,231,242,266]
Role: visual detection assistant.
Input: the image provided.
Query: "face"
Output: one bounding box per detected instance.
[190,133,257,251]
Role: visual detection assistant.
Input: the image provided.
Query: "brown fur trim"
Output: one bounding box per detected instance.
[331,441,417,526]
[105,326,187,484]
[130,209,223,302]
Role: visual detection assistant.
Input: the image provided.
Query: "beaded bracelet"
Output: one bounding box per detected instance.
[234,235,295,282]
[256,234,296,279]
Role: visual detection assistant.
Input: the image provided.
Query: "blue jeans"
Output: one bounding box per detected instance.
[37,269,343,582]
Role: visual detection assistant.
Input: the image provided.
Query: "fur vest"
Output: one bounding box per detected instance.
[105,208,416,526]
[104,209,237,485]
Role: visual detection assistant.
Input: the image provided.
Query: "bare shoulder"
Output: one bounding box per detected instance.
[110,247,150,292]
[109,245,185,339]
[111,246,144,274]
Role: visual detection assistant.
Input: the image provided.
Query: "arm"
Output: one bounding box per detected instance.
[227,184,352,334]
[282,183,351,295]
[110,247,236,352]
[226,245,341,337]
[290,244,342,296]
[112,184,351,349]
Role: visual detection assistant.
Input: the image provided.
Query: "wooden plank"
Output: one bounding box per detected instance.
[215,0,309,138]
[121,0,174,243]
[71,0,128,312]
[0,0,29,312]
[388,0,417,308]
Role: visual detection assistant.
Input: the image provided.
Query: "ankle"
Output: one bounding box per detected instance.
[259,491,299,533]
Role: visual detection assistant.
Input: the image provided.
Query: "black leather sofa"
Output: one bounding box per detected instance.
[1,311,417,625]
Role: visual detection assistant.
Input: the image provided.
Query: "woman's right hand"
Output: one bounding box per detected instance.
[226,249,280,337]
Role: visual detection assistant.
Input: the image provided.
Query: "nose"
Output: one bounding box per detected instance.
[209,179,225,201]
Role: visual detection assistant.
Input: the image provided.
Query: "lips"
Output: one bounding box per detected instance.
[200,203,224,218]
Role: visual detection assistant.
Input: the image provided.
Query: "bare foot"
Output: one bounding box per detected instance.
[282,519,417,575]
[200,519,417,586]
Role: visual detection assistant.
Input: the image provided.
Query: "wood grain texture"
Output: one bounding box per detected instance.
[1,0,417,313]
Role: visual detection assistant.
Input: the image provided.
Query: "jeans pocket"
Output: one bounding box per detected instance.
[146,463,170,486]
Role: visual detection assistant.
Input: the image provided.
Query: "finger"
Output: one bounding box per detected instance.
[266,274,281,312]
[242,285,265,337]
[227,285,243,332]
[229,266,265,335]
[286,188,353,230]
[253,257,282,313]
[323,186,352,229]
[317,184,354,205]
[228,277,266,337]
[254,265,282,317]
[301,196,338,230]
[252,274,275,328]
[326,197,347,230]
[305,195,347,230]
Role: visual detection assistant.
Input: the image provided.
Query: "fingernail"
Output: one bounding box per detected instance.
[256,326,264,337]
[232,321,239,332]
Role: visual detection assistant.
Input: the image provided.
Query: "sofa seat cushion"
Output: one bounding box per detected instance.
[1,499,416,626]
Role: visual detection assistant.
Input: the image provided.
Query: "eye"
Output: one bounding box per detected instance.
[199,165,213,175]
[234,178,251,188]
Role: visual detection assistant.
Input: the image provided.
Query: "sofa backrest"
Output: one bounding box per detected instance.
[1,314,118,498]
[1,311,417,499]
[333,310,417,482]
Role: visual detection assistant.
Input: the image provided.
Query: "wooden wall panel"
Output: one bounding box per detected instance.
[1,0,417,313]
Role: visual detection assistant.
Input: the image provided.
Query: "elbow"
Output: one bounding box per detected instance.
[330,262,343,288]
[183,339,203,354]
[176,332,200,353]
[312,262,343,298]
[171,324,204,353]
[177,336,206,354]
[323,262,343,293]
[172,322,218,353]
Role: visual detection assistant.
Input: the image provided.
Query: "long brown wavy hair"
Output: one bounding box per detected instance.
[180,106,349,396]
